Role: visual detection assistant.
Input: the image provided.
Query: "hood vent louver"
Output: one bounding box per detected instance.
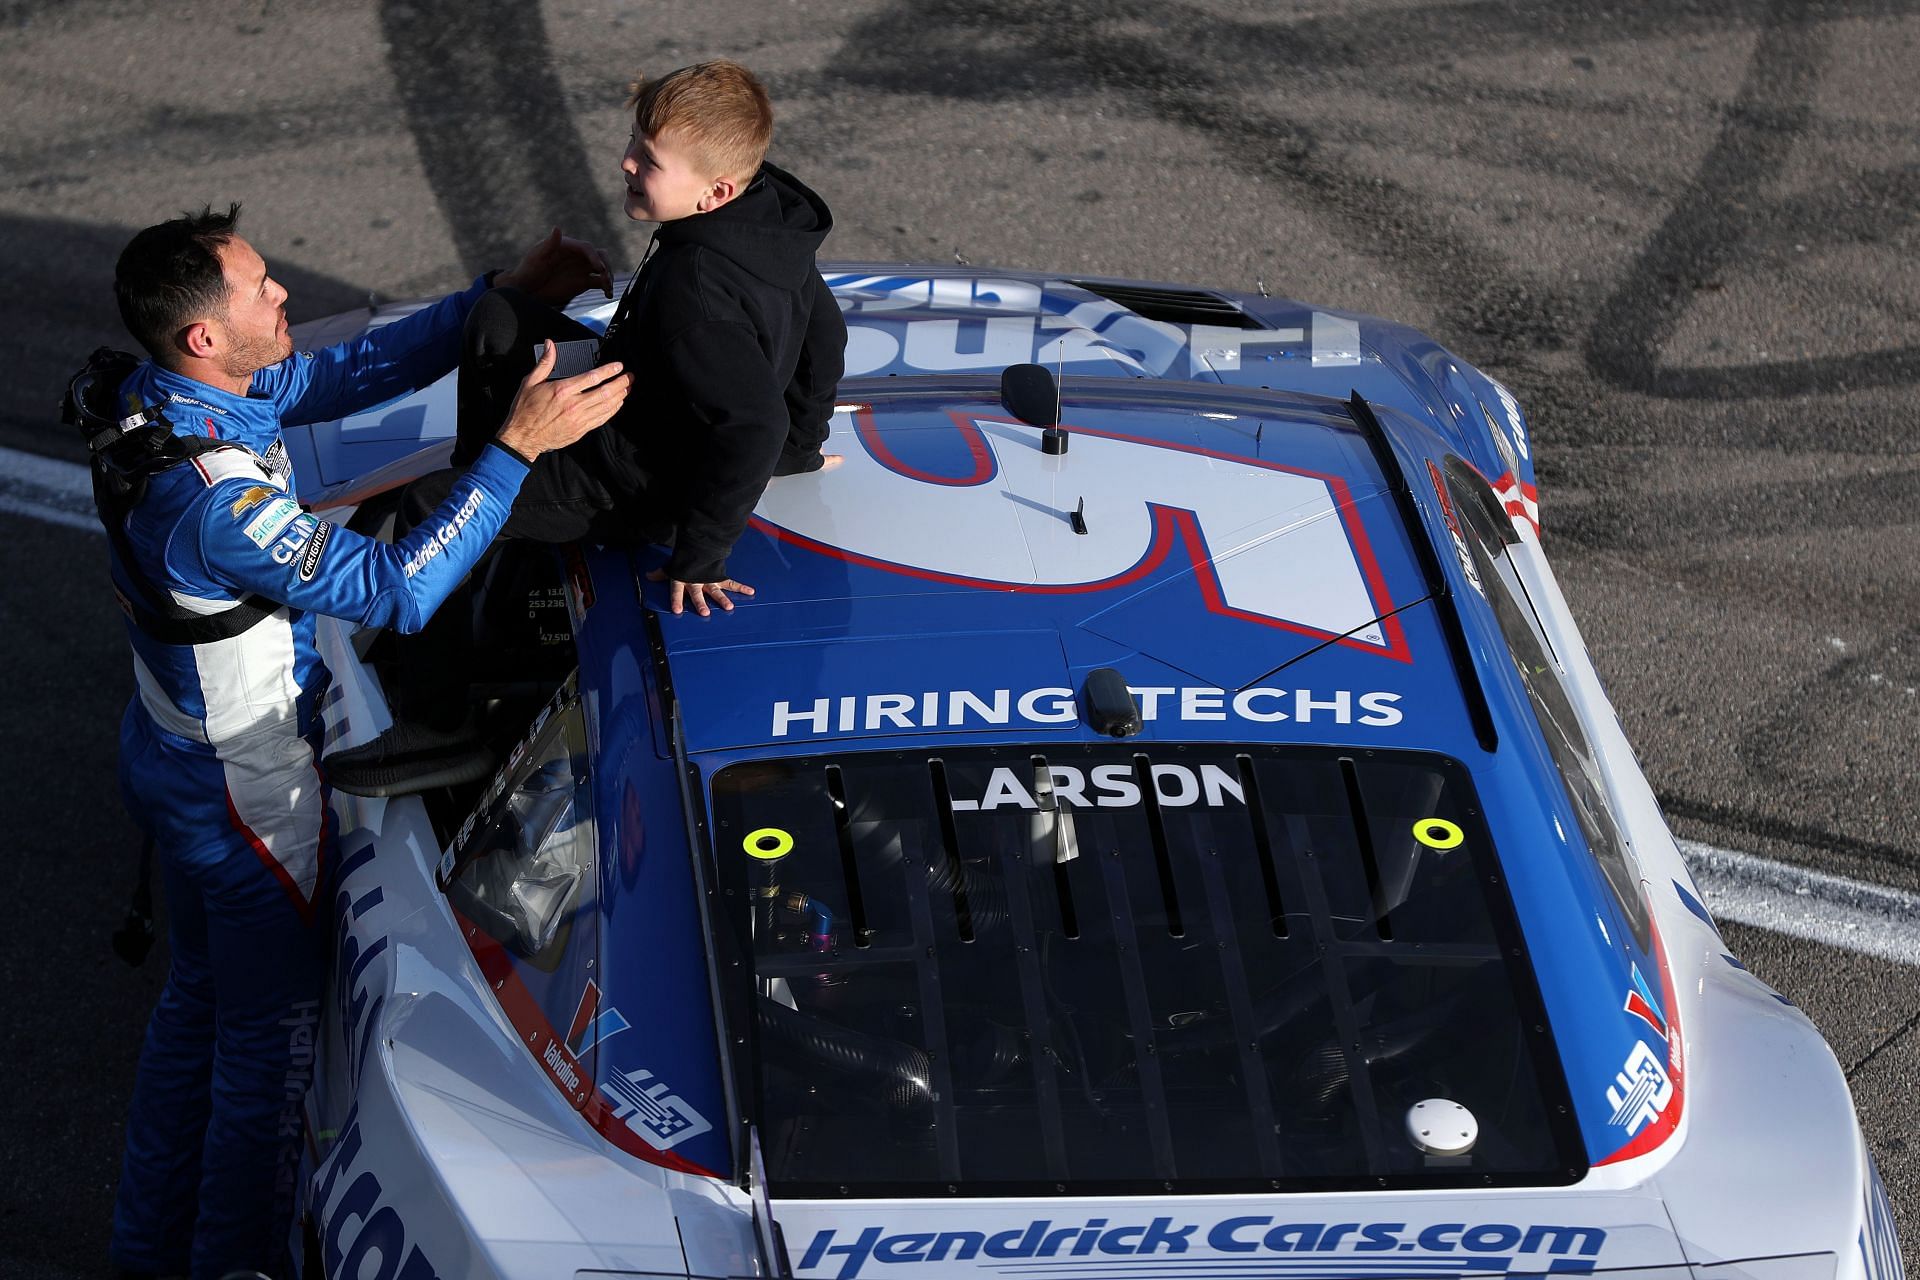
[1067,279,1268,330]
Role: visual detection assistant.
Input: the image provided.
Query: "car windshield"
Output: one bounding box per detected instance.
[709,744,1580,1196]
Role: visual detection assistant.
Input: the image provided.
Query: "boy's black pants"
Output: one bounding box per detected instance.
[387,287,638,728]
[403,285,633,540]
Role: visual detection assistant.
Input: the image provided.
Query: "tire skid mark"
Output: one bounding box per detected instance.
[1730,628,1920,837]
[828,0,1920,895]
[835,0,1915,88]
[1368,73,1920,151]
[1548,461,1920,553]
[1847,1005,1920,1078]
[830,0,1919,414]
[379,0,621,276]
[828,0,1584,368]
[1584,0,1920,399]
[1661,790,1920,880]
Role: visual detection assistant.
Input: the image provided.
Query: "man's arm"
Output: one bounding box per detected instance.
[257,276,492,428]
[261,230,614,428]
[196,347,630,632]
[195,445,526,634]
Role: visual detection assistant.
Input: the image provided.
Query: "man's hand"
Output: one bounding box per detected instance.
[497,227,614,306]
[494,341,631,462]
[646,568,756,617]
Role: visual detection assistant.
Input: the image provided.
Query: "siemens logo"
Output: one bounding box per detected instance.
[796,1218,1606,1280]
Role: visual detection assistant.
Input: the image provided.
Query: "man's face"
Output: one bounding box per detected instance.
[621,127,722,223]
[211,236,292,377]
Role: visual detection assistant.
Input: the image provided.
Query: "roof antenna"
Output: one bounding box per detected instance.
[1041,333,1069,454]
[1070,497,1087,534]
[1052,321,1066,438]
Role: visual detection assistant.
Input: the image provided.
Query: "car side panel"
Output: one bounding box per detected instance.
[302,616,731,1279]
[1495,528,1875,1261]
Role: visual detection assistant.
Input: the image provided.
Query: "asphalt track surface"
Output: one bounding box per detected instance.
[0,0,1915,1273]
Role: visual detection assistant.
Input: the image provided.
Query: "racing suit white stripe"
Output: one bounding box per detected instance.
[132,652,210,744]
[189,610,322,904]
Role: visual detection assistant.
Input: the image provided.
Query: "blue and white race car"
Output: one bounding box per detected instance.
[283,267,1903,1280]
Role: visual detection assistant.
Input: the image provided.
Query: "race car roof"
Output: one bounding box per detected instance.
[285,265,1534,522]
[618,379,1684,1175]
[575,378,1684,1177]
[652,377,1481,761]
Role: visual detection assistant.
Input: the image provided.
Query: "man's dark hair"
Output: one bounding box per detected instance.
[114,203,243,361]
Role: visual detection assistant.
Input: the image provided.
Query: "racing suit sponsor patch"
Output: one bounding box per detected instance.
[297,521,333,582]
[401,486,486,578]
[243,496,303,548]
[190,445,273,488]
[229,485,274,517]
[271,1000,319,1229]
[269,515,317,567]
[165,391,229,418]
[261,437,294,488]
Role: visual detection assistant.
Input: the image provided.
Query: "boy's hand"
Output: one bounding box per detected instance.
[498,227,615,305]
[494,341,630,462]
[646,568,755,617]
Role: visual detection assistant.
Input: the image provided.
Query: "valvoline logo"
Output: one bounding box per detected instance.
[795,1216,1608,1280]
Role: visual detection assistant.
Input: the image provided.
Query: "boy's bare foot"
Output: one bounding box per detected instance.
[771,452,842,481]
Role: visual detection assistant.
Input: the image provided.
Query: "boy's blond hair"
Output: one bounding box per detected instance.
[628,61,773,182]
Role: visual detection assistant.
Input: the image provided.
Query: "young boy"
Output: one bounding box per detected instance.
[604,57,847,613]
[330,60,846,791]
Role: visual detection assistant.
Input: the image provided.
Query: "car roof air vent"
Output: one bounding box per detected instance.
[1066,279,1268,330]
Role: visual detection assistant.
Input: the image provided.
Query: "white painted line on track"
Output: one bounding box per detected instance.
[1679,839,1920,968]
[0,446,97,533]
[6,442,1919,966]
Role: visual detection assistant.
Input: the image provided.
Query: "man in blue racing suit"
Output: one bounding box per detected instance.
[99,204,631,1280]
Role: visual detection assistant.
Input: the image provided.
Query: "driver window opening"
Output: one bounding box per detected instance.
[352,541,582,843]
[440,679,593,971]
[1441,458,1651,955]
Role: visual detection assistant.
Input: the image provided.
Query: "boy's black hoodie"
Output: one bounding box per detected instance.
[596,161,845,582]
